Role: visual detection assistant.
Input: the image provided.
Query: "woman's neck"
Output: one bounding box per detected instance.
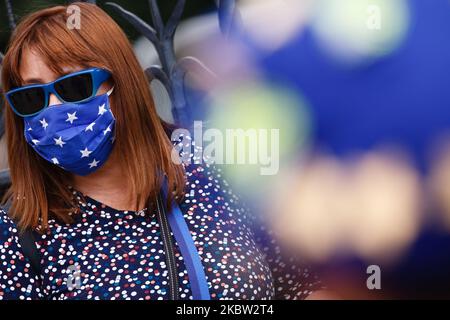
[71,149,146,211]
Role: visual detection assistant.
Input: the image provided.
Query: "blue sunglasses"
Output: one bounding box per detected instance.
[6,68,111,117]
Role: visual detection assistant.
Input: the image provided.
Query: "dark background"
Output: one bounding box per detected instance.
[0,0,215,54]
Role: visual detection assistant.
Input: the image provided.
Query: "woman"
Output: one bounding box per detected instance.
[0,3,323,300]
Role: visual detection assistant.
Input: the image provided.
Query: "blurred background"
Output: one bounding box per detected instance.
[2,0,450,299]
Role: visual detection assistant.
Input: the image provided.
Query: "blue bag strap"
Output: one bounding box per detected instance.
[161,179,211,300]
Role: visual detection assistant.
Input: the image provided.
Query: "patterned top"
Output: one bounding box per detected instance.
[0,163,322,300]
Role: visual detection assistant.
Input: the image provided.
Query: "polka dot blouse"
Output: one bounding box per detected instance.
[0,163,323,300]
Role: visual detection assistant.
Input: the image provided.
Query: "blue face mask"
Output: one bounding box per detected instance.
[24,88,115,176]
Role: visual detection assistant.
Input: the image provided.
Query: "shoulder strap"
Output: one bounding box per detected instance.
[18,228,42,276]
[1,202,42,276]
[160,180,211,300]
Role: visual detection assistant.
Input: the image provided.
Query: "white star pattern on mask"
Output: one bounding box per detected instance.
[88,159,99,168]
[80,147,93,158]
[98,104,107,116]
[54,136,66,148]
[51,157,59,164]
[103,125,111,136]
[66,112,78,124]
[85,122,95,132]
[40,118,48,130]
[32,139,39,145]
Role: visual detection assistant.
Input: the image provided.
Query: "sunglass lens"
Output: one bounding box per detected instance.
[54,73,93,102]
[8,87,46,116]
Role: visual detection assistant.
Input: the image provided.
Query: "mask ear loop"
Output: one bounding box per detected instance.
[106,85,116,144]
[106,86,115,96]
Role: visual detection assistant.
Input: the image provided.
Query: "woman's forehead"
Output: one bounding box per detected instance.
[19,47,82,84]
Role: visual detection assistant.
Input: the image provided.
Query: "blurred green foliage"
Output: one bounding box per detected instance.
[0,0,214,53]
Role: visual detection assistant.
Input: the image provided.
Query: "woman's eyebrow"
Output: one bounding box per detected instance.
[22,70,77,85]
[22,77,46,85]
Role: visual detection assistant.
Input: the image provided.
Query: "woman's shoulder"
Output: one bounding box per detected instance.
[181,162,236,203]
[0,205,18,237]
[180,161,257,228]
[0,206,43,300]
[0,206,28,261]
[0,206,24,257]
[172,136,257,227]
[183,162,225,187]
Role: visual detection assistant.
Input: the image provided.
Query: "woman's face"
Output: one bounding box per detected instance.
[19,48,111,107]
